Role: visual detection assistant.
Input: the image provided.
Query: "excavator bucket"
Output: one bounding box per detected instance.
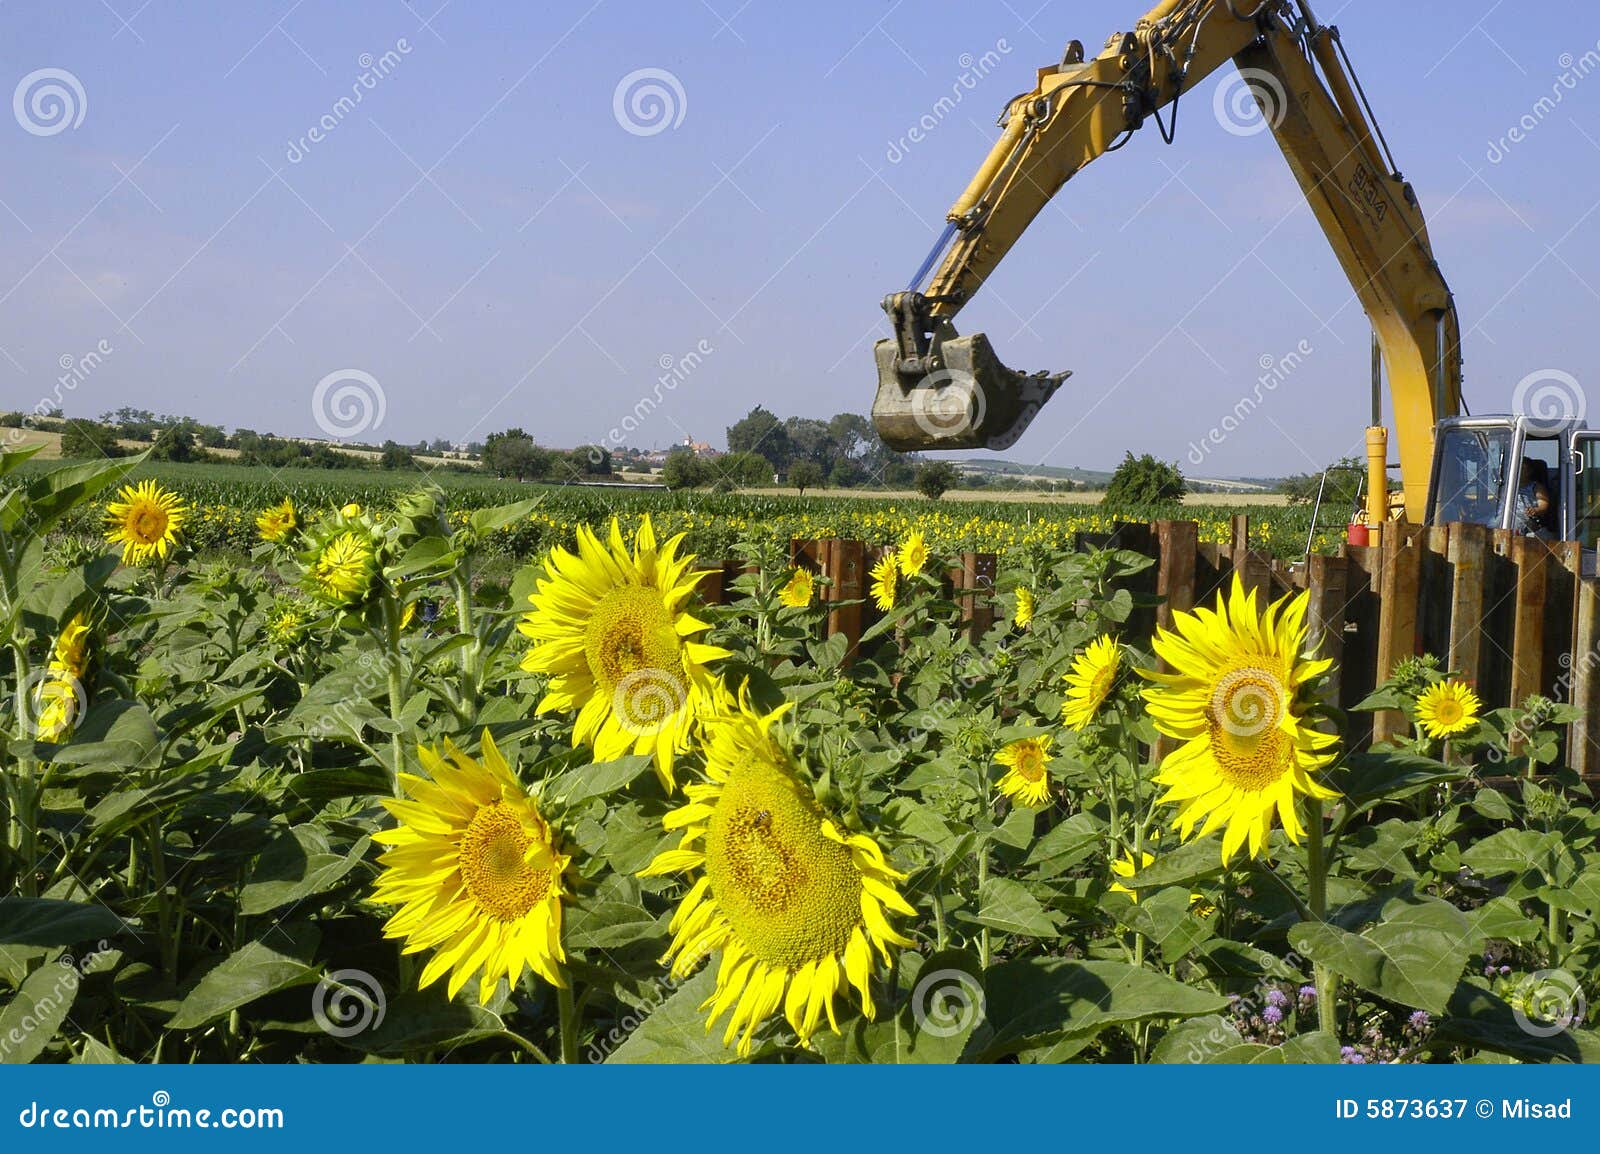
[871,332,1069,452]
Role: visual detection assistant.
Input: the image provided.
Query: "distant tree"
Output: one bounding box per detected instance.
[429,438,453,454]
[881,456,917,489]
[381,441,418,470]
[719,451,773,487]
[788,460,824,495]
[482,429,551,481]
[571,446,611,476]
[1280,456,1364,510]
[784,417,835,473]
[914,460,960,500]
[59,420,125,459]
[662,449,710,490]
[827,458,864,489]
[726,406,793,472]
[1105,452,1187,505]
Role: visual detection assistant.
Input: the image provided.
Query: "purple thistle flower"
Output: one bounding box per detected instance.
[1499,965,1512,976]
[1298,985,1317,1001]
[1266,988,1289,1008]
[1339,1046,1366,1064]
[1263,1005,1284,1025]
[1408,1010,1431,1030]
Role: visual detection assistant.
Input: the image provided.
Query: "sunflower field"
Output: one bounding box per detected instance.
[2,448,1597,1066]
[35,461,1343,566]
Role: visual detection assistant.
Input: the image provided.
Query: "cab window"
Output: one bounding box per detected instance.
[1431,426,1511,528]
[1577,434,1600,552]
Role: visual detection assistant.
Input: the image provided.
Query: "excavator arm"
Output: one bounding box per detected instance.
[873,0,1460,521]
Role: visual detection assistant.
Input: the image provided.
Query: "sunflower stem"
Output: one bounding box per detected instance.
[1306,797,1338,1037]
[557,981,581,1064]
[382,597,407,797]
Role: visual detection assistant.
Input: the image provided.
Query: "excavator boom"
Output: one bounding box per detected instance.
[873,0,1460,521]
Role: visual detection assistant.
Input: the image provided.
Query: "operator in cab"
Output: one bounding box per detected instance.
[1515,458,1555,539]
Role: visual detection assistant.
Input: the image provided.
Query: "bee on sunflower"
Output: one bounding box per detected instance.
[641,690,916,1055]
[1141,576,1339,863]
[518,515,729,793]
[104,480,186,565]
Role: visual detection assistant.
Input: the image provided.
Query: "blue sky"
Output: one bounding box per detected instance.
[1,0,1596,476]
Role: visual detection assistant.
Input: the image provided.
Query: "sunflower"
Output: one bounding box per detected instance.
[518,515,729,793]
[255,498,297,542]
[1062,635,1119,730]
[995,735,1054,807]
[34,613,91,741]
[640,695,916,1055]
[372,733,570,1003]
[1013,585,1035,629]
[104,480,186,565]
[1414,679,1481,739]
[778,568,815,609]
[305,531,379,606]
[898,529,928,576]
[1141,577,1339,863]
[870,552,898,611]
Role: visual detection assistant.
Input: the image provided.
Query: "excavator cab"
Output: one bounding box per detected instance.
[1426,415,1598,574]
[871,291,1068,452]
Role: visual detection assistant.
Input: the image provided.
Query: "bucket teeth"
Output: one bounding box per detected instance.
[871,332,1069,451]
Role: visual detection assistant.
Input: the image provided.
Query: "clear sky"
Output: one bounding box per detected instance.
[1,0,1596,477]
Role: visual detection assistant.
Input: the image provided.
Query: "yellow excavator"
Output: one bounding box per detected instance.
[872,0,1599,560]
